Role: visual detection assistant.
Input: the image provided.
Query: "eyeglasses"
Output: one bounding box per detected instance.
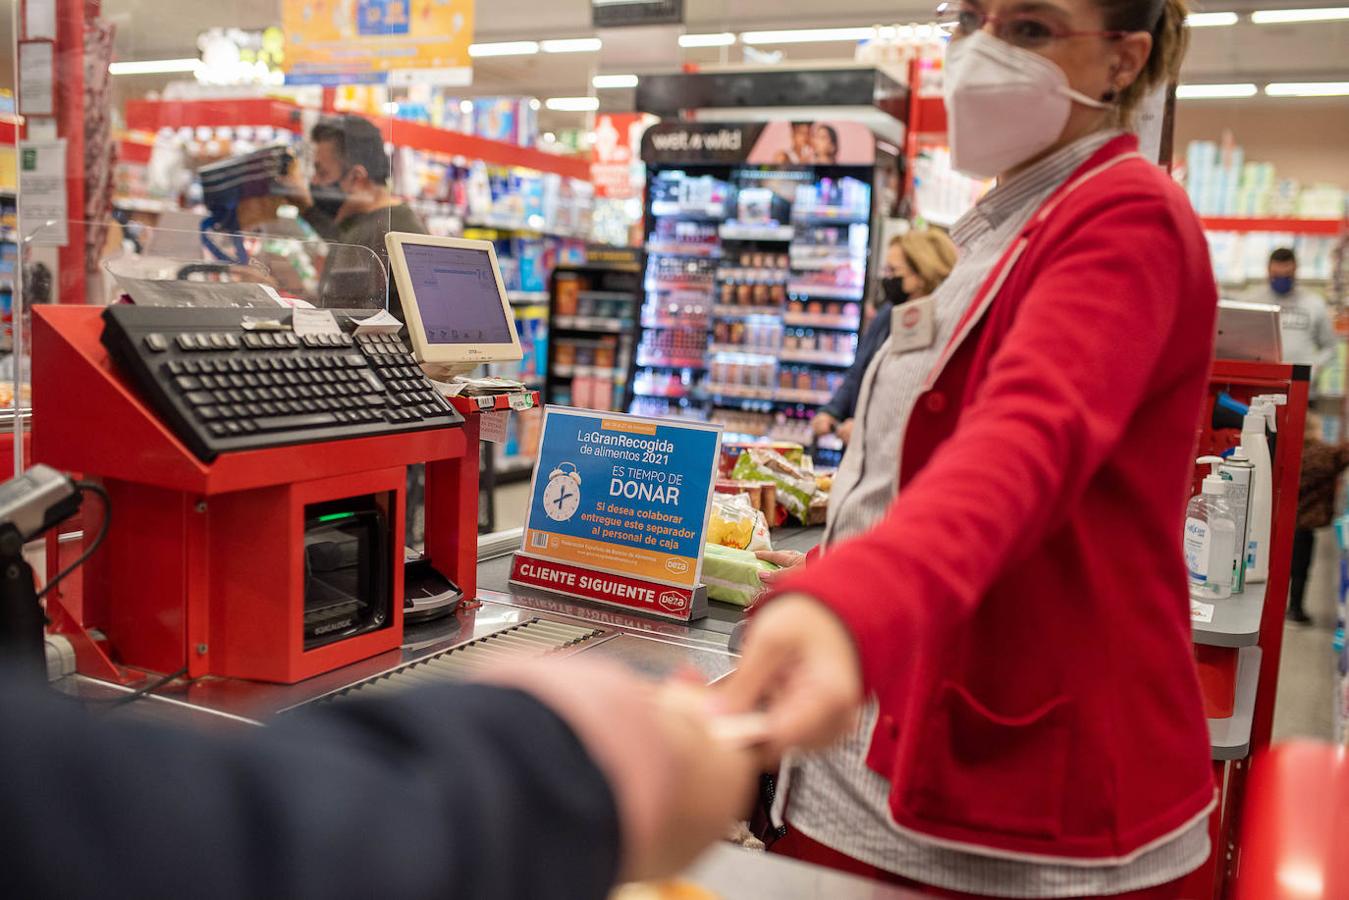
[935,1,1127,49]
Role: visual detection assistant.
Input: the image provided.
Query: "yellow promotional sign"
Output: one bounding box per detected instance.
[283,0,473,86]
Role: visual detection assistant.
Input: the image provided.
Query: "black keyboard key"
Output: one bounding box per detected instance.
[238,420,258,433]
[228,375,247,389]
[243,333,264,349]
[243,389,261,402]
[208,333,229,350]
[198,406,222,420]
[223,333,240,350]
[281,358,298,371]
[226,359,245,374]
[281,387,300,400]
[223,421,244,436]
[228,390,246,403]
[246,403,265,417]
[260,402,279,415]
[184,391,214,406]
[254,412,338,432]
[208,423,228,437]
[175,334,199,352]
[213,390,232,404]
[242,358,259,373]
[145,333,169,352]
[229,404,250,419]
[184,360,203,375]
[243,374,260,388]
[259,333,279,349]
[174,376,203,392]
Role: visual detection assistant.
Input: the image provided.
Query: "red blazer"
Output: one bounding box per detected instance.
[772,134,1218,862]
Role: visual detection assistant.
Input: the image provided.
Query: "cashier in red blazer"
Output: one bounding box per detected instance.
[725,0,1217,897]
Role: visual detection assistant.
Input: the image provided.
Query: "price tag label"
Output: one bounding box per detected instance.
[509,393,534,411]
[479,411,509,443]
[1190,599,1215,624]
[475,396,496,411]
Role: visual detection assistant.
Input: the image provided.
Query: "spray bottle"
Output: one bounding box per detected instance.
[1187,457,1238,601]
[1220,445,1255,593]
[1243,394,1284,584]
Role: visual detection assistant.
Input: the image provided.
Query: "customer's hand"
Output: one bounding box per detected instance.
[811,412,837,437]
[836,418,855,444]
[718,594,864,756]
[479,660,757,882]
[754,549,805,587]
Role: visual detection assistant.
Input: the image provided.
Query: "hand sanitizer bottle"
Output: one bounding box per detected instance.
[1219,446,1255,593]
[1186,456,1238,601]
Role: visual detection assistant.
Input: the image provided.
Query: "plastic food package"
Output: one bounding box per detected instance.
[731,448,817,524]
[709,492,772,552]
[702,544,780,608]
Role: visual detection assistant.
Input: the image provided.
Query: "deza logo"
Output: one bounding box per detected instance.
[659,591,689,613]
[665,558,690,575]
[649,129,744,153]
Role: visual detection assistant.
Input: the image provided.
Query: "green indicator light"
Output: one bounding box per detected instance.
[316,512,356,523]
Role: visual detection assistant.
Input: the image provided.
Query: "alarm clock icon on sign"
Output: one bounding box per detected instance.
[543,462,582,522]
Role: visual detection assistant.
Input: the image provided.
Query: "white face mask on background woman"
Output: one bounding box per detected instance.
[943,30,1111,180]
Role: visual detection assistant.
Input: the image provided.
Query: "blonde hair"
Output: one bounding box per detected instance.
[893,230,958,296]
[1097,0,1190,124]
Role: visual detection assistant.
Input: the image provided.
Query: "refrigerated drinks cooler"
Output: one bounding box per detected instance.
[629,121,896,466]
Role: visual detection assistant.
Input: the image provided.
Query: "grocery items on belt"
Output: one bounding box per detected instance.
[731,448,817,524]
[702,544,781,608]
[709,492,772,552]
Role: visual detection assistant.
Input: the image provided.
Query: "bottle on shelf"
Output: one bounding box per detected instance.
[1242,394,1283,584]
[1186,456,1238,602]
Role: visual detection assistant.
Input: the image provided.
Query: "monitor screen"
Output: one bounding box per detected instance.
[402,244,514,344]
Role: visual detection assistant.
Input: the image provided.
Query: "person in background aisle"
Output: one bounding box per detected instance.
[728,0,1221,895]
[0,658,756,899]
[1243,248,1337,387]
[283,114,428,314]
[813,230,957,444]
[1289,413,1349,625]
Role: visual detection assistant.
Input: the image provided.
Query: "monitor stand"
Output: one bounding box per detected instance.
[403,554,463,625]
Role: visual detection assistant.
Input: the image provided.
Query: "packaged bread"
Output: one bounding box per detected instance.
[708,491,771,552]
[702,543,780,607]
[731,449,816,524]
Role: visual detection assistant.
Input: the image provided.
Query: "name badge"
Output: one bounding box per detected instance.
[890,297,935,354]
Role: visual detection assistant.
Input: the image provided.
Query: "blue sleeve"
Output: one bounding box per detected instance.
[0,677,621,900]
[822,306,893,421]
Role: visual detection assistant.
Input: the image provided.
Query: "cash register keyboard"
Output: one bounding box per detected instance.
[101,306,465,462]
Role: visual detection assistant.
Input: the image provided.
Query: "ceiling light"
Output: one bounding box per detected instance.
[679,32,737,47]
[467,41,540,57]
[528,98,542,111]
[460,99,475,114]
[1175,83,1258,99]
[109,58,199,75]
[1186,11,1240,26]
[541,38,603,53]
[740,27,879,44]
[1264,81,1349,96]
[1251,6,1349,22]
[593,74,639,89]
[545,96,600,112]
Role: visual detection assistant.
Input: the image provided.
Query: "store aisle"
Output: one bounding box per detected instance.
[1273,529,1341,742]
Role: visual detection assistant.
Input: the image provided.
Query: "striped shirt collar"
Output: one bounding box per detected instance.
[951,130,1124,248]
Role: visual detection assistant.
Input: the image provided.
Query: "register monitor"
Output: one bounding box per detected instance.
[385,233,523,378]
[1216,300,1283,363]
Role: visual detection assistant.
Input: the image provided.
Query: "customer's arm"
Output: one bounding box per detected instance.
[820,306,893,422]
[0,661,750,899]
[736,196,1204,712]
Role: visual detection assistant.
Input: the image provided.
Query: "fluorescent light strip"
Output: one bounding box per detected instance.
[593,74,639,89]
[1185,11,1240,26]
[1251,6,1349,22]
[541,38,603,53]
[467,41,540,58]
[740,27,879,44]
[545,96,600,112]
[1264,81,1349,96]
[1176,82,1258,99]
[679,32,737,47]
[108,58,199,75]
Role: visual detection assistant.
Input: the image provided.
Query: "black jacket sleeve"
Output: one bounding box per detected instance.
[301,204,341,242]
[0,678,621,900]
[821,302,894,421]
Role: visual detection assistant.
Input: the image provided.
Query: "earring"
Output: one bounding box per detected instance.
[1102,88,1118,102]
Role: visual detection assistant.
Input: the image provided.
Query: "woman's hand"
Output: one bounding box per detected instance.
[754,550,805,587]
[836,418,855,444]
[811,412,837,437]
[718,594,864,756]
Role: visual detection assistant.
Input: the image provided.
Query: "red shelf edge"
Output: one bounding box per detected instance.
[1200,216,1344,236]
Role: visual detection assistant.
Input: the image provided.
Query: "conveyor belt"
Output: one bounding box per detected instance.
[321,618,606,703]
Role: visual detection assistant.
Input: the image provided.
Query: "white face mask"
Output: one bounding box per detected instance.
[943,30,1111,180]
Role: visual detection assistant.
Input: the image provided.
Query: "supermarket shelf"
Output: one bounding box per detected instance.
[777,387,835,405]
[553,364,626,380]
[779,349,855,367]
[717,273,791,286]
[1191,582,1266,648]
[645,281,716,294]
[719,223,795,242]
[704,385,835,407]
[713,305,785,319]
[553,315,634,334]
[1209,646,1261,761]
[633,383,696,399]
[508,291,550,305]
[636,354,707,370]
[702,383,778,401]
[465,218,592,241]
[783,313,861,330]
[646,242,721,258]
[640,317,711,331]
[709,344,777,359]
[650,202,730,220]
[578,290,637,302]
[788,283,865,301]
[1200,216,1343,236]
[0,230,18,243]
[791,213,870,227]
[789,257,866,271]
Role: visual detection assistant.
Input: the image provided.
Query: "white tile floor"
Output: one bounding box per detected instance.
[490,486,1341,742]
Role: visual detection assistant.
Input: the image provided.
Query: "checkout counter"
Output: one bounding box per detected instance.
[19,230,905,897]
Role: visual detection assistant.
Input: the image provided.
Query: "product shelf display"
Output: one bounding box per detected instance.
[630,122,892,466]
[545,250,643,416]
